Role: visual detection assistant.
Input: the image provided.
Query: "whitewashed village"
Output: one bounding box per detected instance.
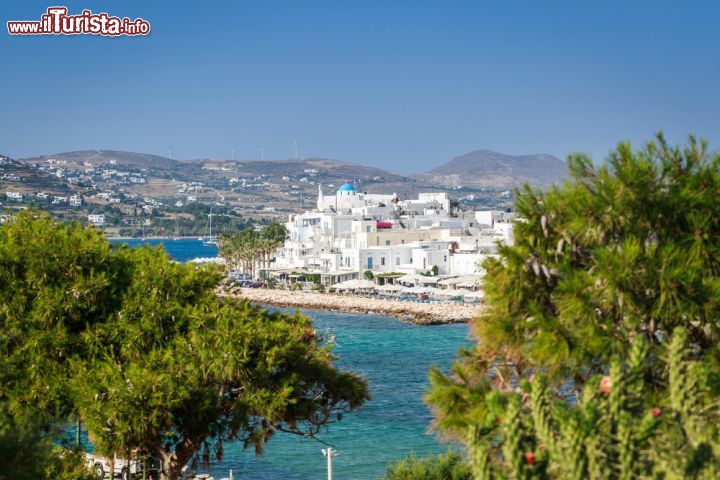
[223,182,514,312]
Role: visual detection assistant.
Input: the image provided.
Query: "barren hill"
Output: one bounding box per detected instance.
[425,149,567,188]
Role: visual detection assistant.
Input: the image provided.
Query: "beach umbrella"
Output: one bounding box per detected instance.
[439,289,466,298]
[375,284,404,292]
[332,279,375,290]
[375,284,403,296]
[418,276,440,285]
[403,286,433,295]
[464,291,485,299]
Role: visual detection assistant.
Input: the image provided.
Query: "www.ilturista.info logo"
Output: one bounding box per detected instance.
[7,7,150,36]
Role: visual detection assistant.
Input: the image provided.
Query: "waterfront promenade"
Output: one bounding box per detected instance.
[219,287,481,324]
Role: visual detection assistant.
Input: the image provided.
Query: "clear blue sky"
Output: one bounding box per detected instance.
[1,0,718,172]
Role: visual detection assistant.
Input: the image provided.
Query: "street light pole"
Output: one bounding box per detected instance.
[322,448,337,480]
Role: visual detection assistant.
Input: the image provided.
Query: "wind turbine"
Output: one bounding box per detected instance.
[259,146,264,161]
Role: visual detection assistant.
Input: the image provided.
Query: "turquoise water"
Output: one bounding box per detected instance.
[108,237,218,262]
[212,308,468,479]
[108,238,470,479]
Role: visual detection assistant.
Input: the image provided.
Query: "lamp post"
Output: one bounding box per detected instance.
[322,448,338,480]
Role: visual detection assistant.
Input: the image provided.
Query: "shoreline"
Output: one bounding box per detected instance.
[219,287,481,325]
[106,236,205,240]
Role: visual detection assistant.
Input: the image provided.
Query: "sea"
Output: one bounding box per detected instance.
[107,238,470,479]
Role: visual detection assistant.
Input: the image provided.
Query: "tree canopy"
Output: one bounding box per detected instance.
[218,223,288,276]
[0,212,367,480]
[427,135,720,476]
[0,409,94,480]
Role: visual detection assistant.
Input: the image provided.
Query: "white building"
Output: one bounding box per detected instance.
[6,191,22,202]
[69,195,82,207]
[265,184,515,284]
[88,214,105,226]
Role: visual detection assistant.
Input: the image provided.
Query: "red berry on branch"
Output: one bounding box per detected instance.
[651,407,662,417]
[600,376,612,394]
[524,451,536,465]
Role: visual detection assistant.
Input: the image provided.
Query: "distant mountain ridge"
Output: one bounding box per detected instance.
[16,148,568,189]
[425,149,567,188]
[23,149,180,170]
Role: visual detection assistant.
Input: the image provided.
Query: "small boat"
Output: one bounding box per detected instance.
[173,218,181,240]
[202,209,218,246]
[219,469,234,480]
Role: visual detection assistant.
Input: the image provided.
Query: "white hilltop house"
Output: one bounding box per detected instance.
[261,183,516,286]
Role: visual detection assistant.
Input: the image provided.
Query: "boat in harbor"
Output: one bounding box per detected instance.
[202,209,218,246]
[173,218,181,240]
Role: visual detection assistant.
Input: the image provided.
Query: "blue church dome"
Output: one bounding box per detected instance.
[338,183,356,192]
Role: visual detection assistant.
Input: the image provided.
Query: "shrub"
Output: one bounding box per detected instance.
[381,451,472,480]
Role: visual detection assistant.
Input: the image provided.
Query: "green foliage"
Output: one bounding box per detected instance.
[218,223,288,276]
[0,410,94,480]
[492,134,720,378]
[0,212,368,480]
[429,135,720,439]
[364,270,375,280]
[431,265,439,276]
[466,329,720,480]
[381,451,472,480]
[426,135,720,480]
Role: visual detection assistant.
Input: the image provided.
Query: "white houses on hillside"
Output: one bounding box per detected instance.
[87,214,105,226]
[263,183,515,285]
[5,191,23,202]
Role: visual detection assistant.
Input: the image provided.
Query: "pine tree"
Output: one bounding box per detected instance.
[426,135,720,479]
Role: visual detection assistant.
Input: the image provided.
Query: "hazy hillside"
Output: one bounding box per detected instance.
[212,157,413,184]
[425,149,567,188]
[23,150,181,170]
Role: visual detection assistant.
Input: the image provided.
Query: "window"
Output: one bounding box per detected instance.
[401,239,405,244]
[381,257,385,266]
[385,240,391,246]
[367,257,373,269]
[396,257,400,266]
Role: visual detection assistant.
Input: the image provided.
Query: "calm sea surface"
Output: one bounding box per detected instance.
[108,237,219,262]
[107,238,469,479]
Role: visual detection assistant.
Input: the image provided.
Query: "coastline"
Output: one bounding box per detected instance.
[219,287,481,325]
[106,236,205,240]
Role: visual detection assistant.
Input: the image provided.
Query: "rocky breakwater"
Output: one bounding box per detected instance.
[218,287,482,325]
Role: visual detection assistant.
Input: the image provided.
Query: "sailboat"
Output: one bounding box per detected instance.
[202,209,218,246]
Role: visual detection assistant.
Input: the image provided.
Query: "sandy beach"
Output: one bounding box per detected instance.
[219,287,482,324]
